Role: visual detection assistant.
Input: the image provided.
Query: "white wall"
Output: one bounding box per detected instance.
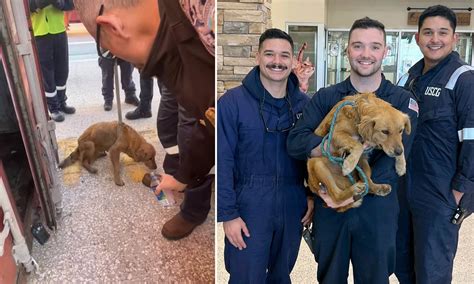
[327,0,474,30]
[272,0,327,29]
[271,0,474,30]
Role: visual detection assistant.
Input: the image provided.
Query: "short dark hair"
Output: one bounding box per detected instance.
[258,28,294,51]
[349,17,386,44]
[418,5,457,32]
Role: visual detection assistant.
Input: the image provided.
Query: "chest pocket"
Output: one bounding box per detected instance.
[418,105,458,146]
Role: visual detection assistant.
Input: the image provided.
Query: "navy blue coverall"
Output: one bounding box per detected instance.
[218,67,309,283]
[395,51,474,284]
[287,75,418,284]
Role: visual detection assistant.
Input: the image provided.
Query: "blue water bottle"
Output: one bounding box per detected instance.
[149,172,174,207]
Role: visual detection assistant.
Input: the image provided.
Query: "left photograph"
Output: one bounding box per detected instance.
[0,0,215,282]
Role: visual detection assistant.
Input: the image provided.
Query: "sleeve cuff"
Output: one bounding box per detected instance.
[217,211,240,222]
[451,173,474,194]
[306,134,323,158]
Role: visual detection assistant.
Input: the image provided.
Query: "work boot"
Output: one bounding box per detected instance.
[50,111,65,122]
[125,107,152,120]
[59,102,76,114]
[104,101,113,111]
[125,94,139,106]
[161,213,205,240]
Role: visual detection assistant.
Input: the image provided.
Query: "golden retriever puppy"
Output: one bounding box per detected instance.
[307,93,411,211]
[59,121,157,186]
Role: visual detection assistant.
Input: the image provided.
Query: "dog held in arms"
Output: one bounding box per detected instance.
[307,93,411,212]
[59,121,157,186]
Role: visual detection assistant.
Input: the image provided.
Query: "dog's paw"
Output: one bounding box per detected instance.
[395,158,406,176]
[372,184,391,196]
[85,166,98,174]
[352,182,366,195]
[342,156,358,176]
[352,199,363,208]
[115,179,125,186]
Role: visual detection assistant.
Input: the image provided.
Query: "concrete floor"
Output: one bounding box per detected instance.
[217,217,474,283]
[26,30,214,283]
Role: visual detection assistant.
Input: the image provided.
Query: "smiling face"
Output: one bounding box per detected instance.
[256,38,294,86]
[347,28,387,79]
[416,16,458,71]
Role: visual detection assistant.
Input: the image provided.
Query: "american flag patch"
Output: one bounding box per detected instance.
[408,98,419,116]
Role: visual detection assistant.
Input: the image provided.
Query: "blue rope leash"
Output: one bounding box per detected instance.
[320,101,369,198]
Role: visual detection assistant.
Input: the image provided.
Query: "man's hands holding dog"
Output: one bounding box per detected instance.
[318,186,355,209]
[224,217,250,250]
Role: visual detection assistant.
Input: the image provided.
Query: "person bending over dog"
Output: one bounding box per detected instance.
[287,17,418,283]
[218,29,313,283]
[73,0,214,240]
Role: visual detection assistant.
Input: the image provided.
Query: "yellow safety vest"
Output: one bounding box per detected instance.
[31,5,65,37]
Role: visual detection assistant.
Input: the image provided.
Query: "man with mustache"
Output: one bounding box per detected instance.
[73,0,214,240]
[287,17,417,283]
[395,5,474,284]
[218,28,314,282]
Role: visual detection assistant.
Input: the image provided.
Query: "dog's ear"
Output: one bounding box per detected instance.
[342,105,357,120]
[358,116,376,140]
[135,148,146,160]
[403,114,411,135]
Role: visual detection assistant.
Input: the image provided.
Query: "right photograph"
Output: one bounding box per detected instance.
[216,0,474,283]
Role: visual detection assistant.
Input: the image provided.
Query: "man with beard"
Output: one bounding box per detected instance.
[395,5,474,283]
[73,0,214,240]
[218,28,314,283]
[287,17,418,283]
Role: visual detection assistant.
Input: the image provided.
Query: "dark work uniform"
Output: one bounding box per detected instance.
[138,74,154,112]
[218,68,309,283]
[395,51,474,284]
[287,75,418,284]
[142,0,214,223]
[29,3,70,113]
[98,57,136,104]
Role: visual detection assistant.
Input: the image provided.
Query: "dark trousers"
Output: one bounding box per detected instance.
[138,74,154,111]
[156,80,212,223]
[35,32,69,112]
[98,57,136,102]
[224,179,306,283]
[313,193,399,284]
[396,187,460,284]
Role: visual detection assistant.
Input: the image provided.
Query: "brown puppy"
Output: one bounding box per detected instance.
[59,121,157,186]
[307,93,411,211]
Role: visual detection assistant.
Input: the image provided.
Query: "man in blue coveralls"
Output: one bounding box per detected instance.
[287,17,418,283]
[217,29,314,283]
[395,5,474,284]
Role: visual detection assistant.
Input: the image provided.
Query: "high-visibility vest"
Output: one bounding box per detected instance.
[31,5,66,36]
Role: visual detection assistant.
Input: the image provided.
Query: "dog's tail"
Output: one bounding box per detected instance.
[58,148,79,169]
